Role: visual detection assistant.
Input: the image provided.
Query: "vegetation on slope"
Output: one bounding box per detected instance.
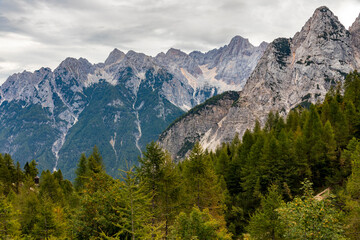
[0,71,360,239]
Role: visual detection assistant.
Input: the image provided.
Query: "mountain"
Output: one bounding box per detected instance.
[159,6,360,159]
[0,36,266,178]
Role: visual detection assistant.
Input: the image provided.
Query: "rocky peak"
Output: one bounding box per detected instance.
[155,48,202,76]
[105,48,125,65]
[166,48,188,58]
[350,13,360,32]
[227,35,253,55]
[350,13,360,50]
[55,57,94,82]
[159,6,359,158]
[259,41,269,50]
[292,6,347,49]
[124,50,156,72]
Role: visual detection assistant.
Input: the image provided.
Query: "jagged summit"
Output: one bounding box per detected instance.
[292,5,347,50]
[55,57,94,82]
[159,6,360,159]
[258,41,268,49]
[105,48,125,65]
[166,48,187,57]
[227,35,253,53]
[350,13,360,31]
[0,29,268,176]
[350,13,360,50]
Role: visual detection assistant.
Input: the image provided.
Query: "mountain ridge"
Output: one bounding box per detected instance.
[159,6,360,159]
[0,35,267,178]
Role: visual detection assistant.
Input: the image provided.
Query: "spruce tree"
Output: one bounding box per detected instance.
[246,184,284,240]
[74,153,89,192]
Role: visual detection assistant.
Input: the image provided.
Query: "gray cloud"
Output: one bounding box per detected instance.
[0,0,360,84]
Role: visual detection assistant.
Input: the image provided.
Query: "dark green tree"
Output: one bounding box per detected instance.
[246,184,284,240]
[74,153,89,192]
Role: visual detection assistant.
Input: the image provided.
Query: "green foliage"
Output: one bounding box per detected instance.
[24,159,39,179]
[74,153,88,192]
[109,167,160,240]
[344,70,360,111]
[277,180,345,240]
[1,70,360,239]
[137,142,181,237]
[0,195,21,238]
[246,184,284,239]
[58,73,184,179]
[181,143,225,217]
[170,206,232,240]
[273,38,291,68]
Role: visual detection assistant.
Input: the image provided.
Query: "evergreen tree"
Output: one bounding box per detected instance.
[170,206,232,240]
[344,141,360,239]
[344,70,360,110]
[88,146,105,174]
[24,159,39,179]
[246,184,284,240]
[39,170,64,204]
[74,153,89,192]
[137,141,166,224]
[158,153,181,237]
[0,195,21,238]
[303,105,326,188]
[110,167,159,240]
[181,143,225,220]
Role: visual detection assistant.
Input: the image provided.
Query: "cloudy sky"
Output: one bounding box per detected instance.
[0,0,360,84]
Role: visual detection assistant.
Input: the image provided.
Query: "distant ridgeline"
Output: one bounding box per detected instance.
[0,35,267,179]
[0,70,360,239]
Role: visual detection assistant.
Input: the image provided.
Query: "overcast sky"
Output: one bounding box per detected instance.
[0,0,360,84]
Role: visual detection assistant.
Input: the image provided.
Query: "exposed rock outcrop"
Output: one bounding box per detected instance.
[160,6,360,159]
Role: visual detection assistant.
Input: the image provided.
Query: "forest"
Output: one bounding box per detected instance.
[1,71,360,239]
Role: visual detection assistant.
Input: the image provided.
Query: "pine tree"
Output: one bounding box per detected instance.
[110,167,159,240]
[344,70,360,110]
[246,184,284,240]
[181,143,225,218]
[137,141,166,224]
[39,170,64,204]
[24,159,39,179]
[344,141,360,239]
[74,153,89,192]
[0,195,21,238]
[303,105,325,188]
[170,206,232,240]
[88,146,105,174]
[158,153,180,237]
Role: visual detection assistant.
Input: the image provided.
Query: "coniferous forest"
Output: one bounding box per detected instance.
[2,71,360,239]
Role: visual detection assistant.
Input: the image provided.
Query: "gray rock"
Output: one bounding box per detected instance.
[160,6,360,157]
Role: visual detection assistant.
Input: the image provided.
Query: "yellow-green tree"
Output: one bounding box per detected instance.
[170,206,231,240]
[277,179,345,240]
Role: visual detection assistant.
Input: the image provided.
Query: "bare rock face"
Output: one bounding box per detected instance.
[160,6,360,158]
[0,33,265,177]
[159,91,239,159]
[350,13,360,63]
[155,38,267,110]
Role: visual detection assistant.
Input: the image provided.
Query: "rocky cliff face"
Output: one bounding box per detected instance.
[0,35,266,178]
[159,6,360,159]
[156,37,267,109]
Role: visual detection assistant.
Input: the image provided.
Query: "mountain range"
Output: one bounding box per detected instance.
[159,6,360,159]
[0,34,266,178]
